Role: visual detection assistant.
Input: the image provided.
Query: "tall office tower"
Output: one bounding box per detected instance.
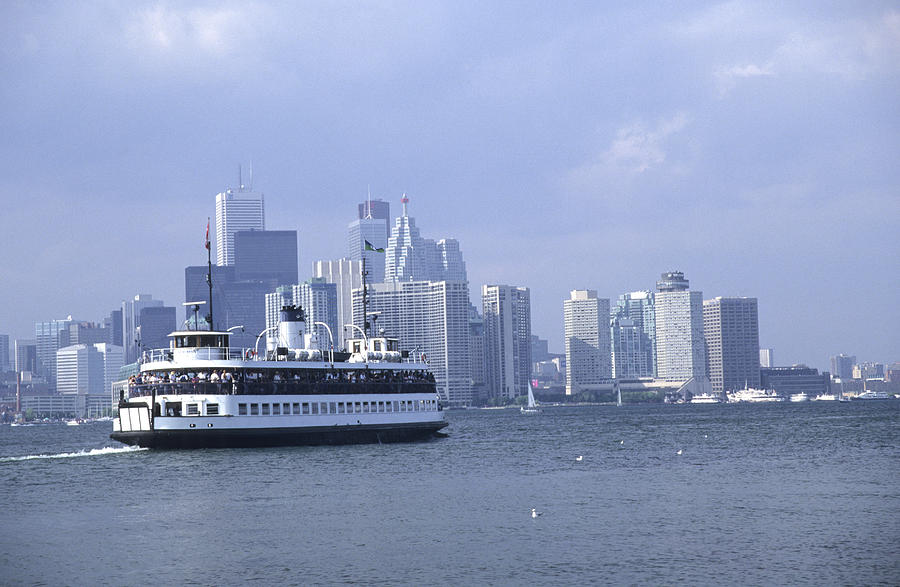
[531,335,550,364]
[437,239,467,282]
[759,348,775,368]
[611,317,647,379]
[15,339,37,373]
[35,317,74,389]
[358,198,391,223]
[121,295,164,364]
[353,280,472,405]
[654,271,706,381]
[234,230,298,285]
[106,309,123,347]
[137,306,177,355]
[312,259,362,350]
[468,304,487,403]
[67,321,109,345]
[215,187,265,266]
[385,196,429,282]
[482,285,532,400]
[613,291,655,377]
[830,354,855,379]
[703,297,760,393]
[348,216,389,283]
[0,334,9,372]
[56,343,123,396]
[563,290,611,395]
[186,229,298,348]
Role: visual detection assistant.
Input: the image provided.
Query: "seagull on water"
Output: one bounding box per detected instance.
[531,508,542,518]
[676,449,683,455]
[619,440,624,445]
[576,455,583,461]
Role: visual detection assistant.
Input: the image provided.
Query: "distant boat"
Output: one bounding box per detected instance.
[789,393,810,402]
[690,393,723,404]
[66,419,80,426]
[853,391,891,400]
[812,394,837,401]
[521,385,541,414]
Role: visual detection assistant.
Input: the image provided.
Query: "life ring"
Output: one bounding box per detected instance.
[245,349,256,360]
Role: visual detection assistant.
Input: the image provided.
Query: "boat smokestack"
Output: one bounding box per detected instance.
[278,305,306,350]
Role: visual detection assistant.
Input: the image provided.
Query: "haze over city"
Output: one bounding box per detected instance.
[2,2,898,371]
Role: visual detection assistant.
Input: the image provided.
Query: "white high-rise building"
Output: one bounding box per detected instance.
[215,188,265,267]
[312,259,363,350]
[654,272,706,381]
[56,343,122,396]
[482,285,532,400]
[564,290,612,395]
[35,317,74,388]
[611,317,646,379]
[352,280,472,405]
[703,297,760,393]
[613,291,655,377]
[384,196,467,283]
[759,348,774,369]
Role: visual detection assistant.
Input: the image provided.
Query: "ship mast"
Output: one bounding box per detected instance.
[206,217,214,330]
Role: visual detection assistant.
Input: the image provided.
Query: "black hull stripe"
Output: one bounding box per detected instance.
[110,421,449,449]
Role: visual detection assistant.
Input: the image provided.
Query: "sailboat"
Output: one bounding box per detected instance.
[521,384,542,414]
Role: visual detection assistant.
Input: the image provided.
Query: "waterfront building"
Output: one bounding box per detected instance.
[611,317,647,379]
[760,366,830,397]
[759,348,774,368]
[654,272,706,381]
[853,362,885,380]
[564,290,612,394]
[483,284,532,400]
[312,259,363,350]
[353,280,472,405]
[468,304,487,403]
[703,297,760,393]
[215,187,265,266]
[613,291,655,377]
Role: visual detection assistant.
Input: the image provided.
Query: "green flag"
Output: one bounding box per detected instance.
[364,240,385,253]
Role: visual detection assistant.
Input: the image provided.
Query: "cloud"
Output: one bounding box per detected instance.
[715,62,773,96]
[126,3,263,57]
[565,112,690,191]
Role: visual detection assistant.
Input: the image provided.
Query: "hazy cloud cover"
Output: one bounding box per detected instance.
[1,1,898,370]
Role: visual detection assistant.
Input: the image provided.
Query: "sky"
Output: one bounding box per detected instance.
[1,1,898,371]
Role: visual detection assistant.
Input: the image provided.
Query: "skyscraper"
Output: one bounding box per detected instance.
[0,334,9,372]
[137,306,177,356]
[830,354,855,379]
[35,317,74,389]
[215,187,265,266]
[358,198,391,222]
[564,290,612,394]
[613,291,655,377]
[385,195,429,282]
[354,280,472,405]
[759,348,775,368]
[348,216,389,283]
[654,271,706,381]
[703,297,760,393]
[121,295,164,364]
[14,339,37,373]
[312,259,363,350]
[611,318,647,379]
[234,230,298,285]
[56,342,123,396]
[482,284,532,400]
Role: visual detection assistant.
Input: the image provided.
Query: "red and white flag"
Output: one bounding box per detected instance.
[205,220,210,250]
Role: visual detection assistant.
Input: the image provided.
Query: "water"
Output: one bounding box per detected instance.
[1,402,898,585]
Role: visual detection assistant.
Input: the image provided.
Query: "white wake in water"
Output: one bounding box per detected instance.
[0,445,147,462]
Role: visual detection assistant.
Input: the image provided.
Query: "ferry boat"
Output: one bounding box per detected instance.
[689,393,723,404]
[110,306,448,449]
[726,388,785,403]
[789,393,810,402]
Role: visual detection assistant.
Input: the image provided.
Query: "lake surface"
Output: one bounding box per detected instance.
[1,401,898,585]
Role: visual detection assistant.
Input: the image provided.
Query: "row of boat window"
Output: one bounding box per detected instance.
[235,399,437,416]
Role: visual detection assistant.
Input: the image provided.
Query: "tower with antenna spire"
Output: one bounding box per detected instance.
[348,192,390,283]
[215,165,265,267]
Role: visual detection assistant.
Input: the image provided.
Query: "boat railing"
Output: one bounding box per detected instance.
[142,347,430,365]
[126,381,437,398]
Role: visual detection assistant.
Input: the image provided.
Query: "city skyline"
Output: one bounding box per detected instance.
[2,2,898,372]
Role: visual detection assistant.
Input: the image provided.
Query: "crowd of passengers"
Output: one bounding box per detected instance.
[128,368,435,396]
